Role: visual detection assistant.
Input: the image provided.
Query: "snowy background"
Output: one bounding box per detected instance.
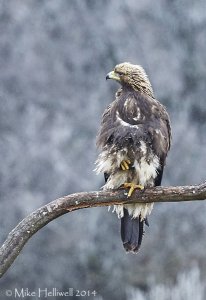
[1,1,206,299]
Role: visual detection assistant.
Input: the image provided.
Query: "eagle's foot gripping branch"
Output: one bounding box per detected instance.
[120,160,131,170]
[123,183,144,197]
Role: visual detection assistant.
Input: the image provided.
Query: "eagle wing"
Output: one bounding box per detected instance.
[96,90,171,182]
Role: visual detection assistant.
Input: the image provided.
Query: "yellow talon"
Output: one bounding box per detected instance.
[121,162,126,170]
[123,183,144,197]
[120,160,131,171]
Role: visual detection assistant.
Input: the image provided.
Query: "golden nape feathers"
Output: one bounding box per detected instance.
[106,62,154,98]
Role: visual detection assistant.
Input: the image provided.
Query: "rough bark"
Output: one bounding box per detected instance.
[1,181,206,278]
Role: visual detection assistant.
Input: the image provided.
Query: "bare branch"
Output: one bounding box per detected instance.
[1,181,206,278]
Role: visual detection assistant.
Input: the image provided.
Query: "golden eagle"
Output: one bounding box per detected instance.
[95,62,171,253]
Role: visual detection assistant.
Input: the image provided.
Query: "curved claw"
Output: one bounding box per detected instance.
[120,160,131,170]
[123,182,144,197]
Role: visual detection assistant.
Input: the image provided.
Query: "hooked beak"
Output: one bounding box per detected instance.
[106,70,121,82]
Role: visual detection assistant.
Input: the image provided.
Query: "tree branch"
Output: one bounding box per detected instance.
[1,181,206,278]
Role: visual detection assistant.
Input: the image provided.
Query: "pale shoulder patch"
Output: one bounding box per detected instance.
[132,107,141,121]
[116,111,139,129]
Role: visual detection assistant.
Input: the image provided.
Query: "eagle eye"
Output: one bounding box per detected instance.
[117,71,124,76]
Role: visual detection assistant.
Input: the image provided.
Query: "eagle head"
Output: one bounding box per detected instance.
[106,62,154,98]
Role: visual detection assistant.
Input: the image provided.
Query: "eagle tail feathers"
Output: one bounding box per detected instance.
[121,208,146,253]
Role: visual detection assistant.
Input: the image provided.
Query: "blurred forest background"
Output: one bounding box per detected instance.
[1,0,206,299]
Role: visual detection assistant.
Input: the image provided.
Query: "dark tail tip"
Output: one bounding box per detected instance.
[121,208,146,253]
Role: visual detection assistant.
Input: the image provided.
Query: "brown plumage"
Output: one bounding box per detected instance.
[95,62,171,253]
